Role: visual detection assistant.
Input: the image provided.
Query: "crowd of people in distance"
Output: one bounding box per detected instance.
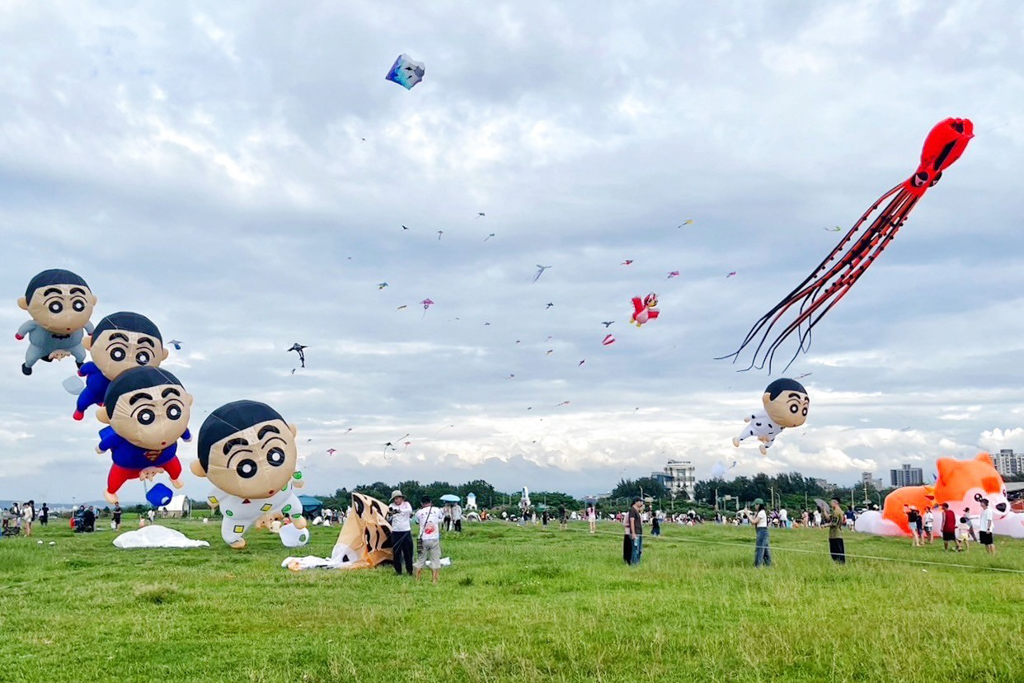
[903,501,998,555]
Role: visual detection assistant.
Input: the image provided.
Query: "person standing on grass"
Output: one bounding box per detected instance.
[558,505,568,531]
[587,504,596,534]
[778,507,788,529]
[958,509,972,552]
[753,502,771,567]
[940,503,960,552]
[452,503,463,533]
[923,506,935,544]
[622,508,633,564]
[627,498,644,565]
[22,500,34,537]
[651,510,661,537]
[904,505,921,547]
[112,503,122,530]
[388,490,414,577]
[827,497,845,564]
[39,503,48,526]
[979,498,996,556]
[413,496,445,584]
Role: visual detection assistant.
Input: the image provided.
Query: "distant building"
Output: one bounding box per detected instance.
[862,471,884,490]
[890,464,924,487]
[813,478,834,492]
[994,449,1023,477]
[660,460,696,501]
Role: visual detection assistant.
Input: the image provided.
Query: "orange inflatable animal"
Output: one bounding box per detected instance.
[881,486,935,535]
[881,453,1010,535]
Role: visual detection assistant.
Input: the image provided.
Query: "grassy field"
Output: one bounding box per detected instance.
[1,519,1023,683]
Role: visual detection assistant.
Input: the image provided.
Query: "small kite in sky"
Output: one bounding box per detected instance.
[533,265,552,282]
[377,282,388,290]
[385,54,425,90]
[437,230,443,241]
[546,349,553,355]
[601,321,614,328]
[484,233,495,241]
[602,334,615,345]
[667,271,680,279]
[795,372,813,380]
[476,212,486,218]
[397,305,408,311]
[825,226,842,232]
[327,448,337,457]
[168,340,183,350]
[546,303,554,309]
[555,401,571,407]
[621,260,633,266]
[288,343,307,368]
[578,360,585,366]
[290,368,296,375]
[677,219,694,228]
[630,293,660,327]
[402,225,409,230]
[507,373,515,380]
[726,271,737,278]
[435,424,454,434]
[420,298,434,311]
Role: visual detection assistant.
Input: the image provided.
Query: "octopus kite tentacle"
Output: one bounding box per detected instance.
[719,117,974,373]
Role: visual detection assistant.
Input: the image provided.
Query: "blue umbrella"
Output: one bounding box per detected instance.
[440,494,461,503]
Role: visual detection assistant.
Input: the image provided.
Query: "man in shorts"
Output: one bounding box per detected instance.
[978,498,996,556]
[414,496,445,584]
[940,503,960,552]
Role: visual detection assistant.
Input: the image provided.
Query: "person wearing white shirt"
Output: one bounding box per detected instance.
[979,498,996,555]
[452,503,463,532]
[388,490,414,576]
[414,496,445,584]
[778,508,788,529]
[754,503,772,567]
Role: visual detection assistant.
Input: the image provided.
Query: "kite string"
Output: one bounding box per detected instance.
[520,522,1024,576]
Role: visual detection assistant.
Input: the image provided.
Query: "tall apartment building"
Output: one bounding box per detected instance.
[890,464,924,487]
[993,449,1023,477]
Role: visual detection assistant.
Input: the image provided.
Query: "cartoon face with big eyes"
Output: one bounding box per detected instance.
[192,401,300,500]
[84,312,168,381]
[97,378,192,450]
[19,281,97,334]
[762,378,810,428]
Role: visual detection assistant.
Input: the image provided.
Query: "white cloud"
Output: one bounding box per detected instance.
[2,1,1023,501]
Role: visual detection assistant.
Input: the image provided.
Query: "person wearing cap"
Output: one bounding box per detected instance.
[388,490,413,576]
[827,497,846,564]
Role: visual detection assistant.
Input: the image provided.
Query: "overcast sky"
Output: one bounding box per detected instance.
[3,0,1024,504]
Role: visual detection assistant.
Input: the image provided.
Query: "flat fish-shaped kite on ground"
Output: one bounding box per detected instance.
[385,54,425,90]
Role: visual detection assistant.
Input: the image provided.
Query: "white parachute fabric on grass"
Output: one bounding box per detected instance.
[113,524,209,549]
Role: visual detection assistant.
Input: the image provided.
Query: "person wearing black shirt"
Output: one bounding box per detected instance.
[627,498,644,565]
[904,505,921,547]
[39,503,48,526]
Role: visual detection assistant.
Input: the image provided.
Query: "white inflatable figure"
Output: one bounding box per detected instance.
[191,400,307,550]
[279,521,310,548]
[732,378,809,455]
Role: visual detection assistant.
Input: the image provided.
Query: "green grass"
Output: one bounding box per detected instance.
[2,520,1023,682]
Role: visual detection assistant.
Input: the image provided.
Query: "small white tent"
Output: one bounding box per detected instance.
[159,495,192,518]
